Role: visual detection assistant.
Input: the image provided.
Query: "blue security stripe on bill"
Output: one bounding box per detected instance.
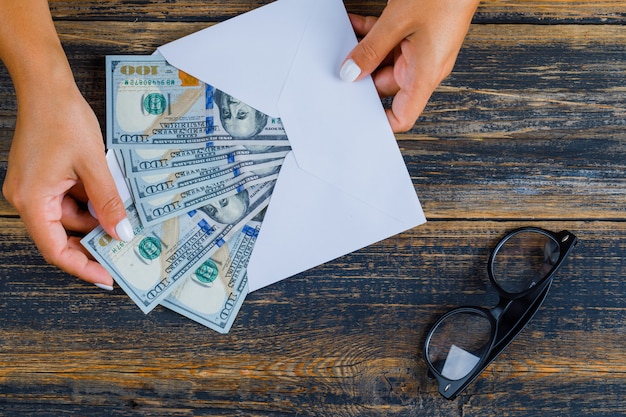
[242,224,260,238]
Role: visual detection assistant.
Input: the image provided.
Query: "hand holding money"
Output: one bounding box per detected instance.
[82,55,290,333]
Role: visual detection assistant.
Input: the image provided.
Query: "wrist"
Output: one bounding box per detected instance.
[11,47,77,106]
[0,0,77,104]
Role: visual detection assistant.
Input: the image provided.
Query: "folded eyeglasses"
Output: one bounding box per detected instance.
[424,227,578,399]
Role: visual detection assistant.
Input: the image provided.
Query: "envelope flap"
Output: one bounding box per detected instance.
[158,0,311,118]
[276,0,422,225]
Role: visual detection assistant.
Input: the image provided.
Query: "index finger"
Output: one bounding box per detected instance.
[345,9,413,79]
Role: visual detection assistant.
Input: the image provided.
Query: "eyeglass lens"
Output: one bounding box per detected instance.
[492,231,560,294]
[427,311,492,381]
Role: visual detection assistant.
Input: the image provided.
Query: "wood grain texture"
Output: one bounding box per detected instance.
[0,0,625,415]
[1,219,625,416]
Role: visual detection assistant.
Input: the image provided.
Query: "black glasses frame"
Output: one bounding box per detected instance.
[423,227,578,400]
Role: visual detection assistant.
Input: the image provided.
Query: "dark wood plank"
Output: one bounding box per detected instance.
[427,24,626,139]
[473,0,626,23]
[405,135,626,220]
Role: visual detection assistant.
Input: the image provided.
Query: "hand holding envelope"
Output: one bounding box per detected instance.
[339,0,480,132]
[158,0,426,292]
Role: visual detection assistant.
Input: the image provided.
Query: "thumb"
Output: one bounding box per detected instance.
[340,12,408,82]
[80,154,133,242]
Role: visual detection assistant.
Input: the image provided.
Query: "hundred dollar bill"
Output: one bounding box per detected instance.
[136,174,277,226]
[81,201,233,313]
[128,157,284,200]
[82,179,272,313]
[161,219,262,333]
[106,55,289,148]
[118,145,291,176]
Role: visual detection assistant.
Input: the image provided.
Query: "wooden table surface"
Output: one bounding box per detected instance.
[1,1,625,415]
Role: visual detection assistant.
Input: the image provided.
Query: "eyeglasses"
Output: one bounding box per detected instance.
[423,227,578,400]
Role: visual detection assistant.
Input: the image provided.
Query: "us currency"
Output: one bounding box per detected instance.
[136,174,277,226]
[161,219,262,333]
[128,157,284,200]
[81,201,233,313]
[106,55,289,148]
[118,145,291,176]
[82,178,273,314]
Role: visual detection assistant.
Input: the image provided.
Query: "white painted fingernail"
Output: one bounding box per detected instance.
[115,218,134,241]
[87,201,97,219]
[340,59,361,82]
[95,283,114,291]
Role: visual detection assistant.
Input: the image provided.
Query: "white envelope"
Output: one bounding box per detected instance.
[158,0,426,292]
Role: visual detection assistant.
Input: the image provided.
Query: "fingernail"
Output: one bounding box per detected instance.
[115,218,134,241]
[87,201,97,219]
[94,283,114,291]
[340,59,361,82]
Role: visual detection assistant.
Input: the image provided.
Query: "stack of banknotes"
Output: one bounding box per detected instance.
[81,55,290,333]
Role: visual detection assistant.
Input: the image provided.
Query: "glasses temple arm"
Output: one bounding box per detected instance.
[487,280,553,368]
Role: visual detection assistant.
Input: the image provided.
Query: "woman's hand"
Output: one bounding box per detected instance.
[0,0,131,289]
[341,0,480,132]
[2,78,131,289]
